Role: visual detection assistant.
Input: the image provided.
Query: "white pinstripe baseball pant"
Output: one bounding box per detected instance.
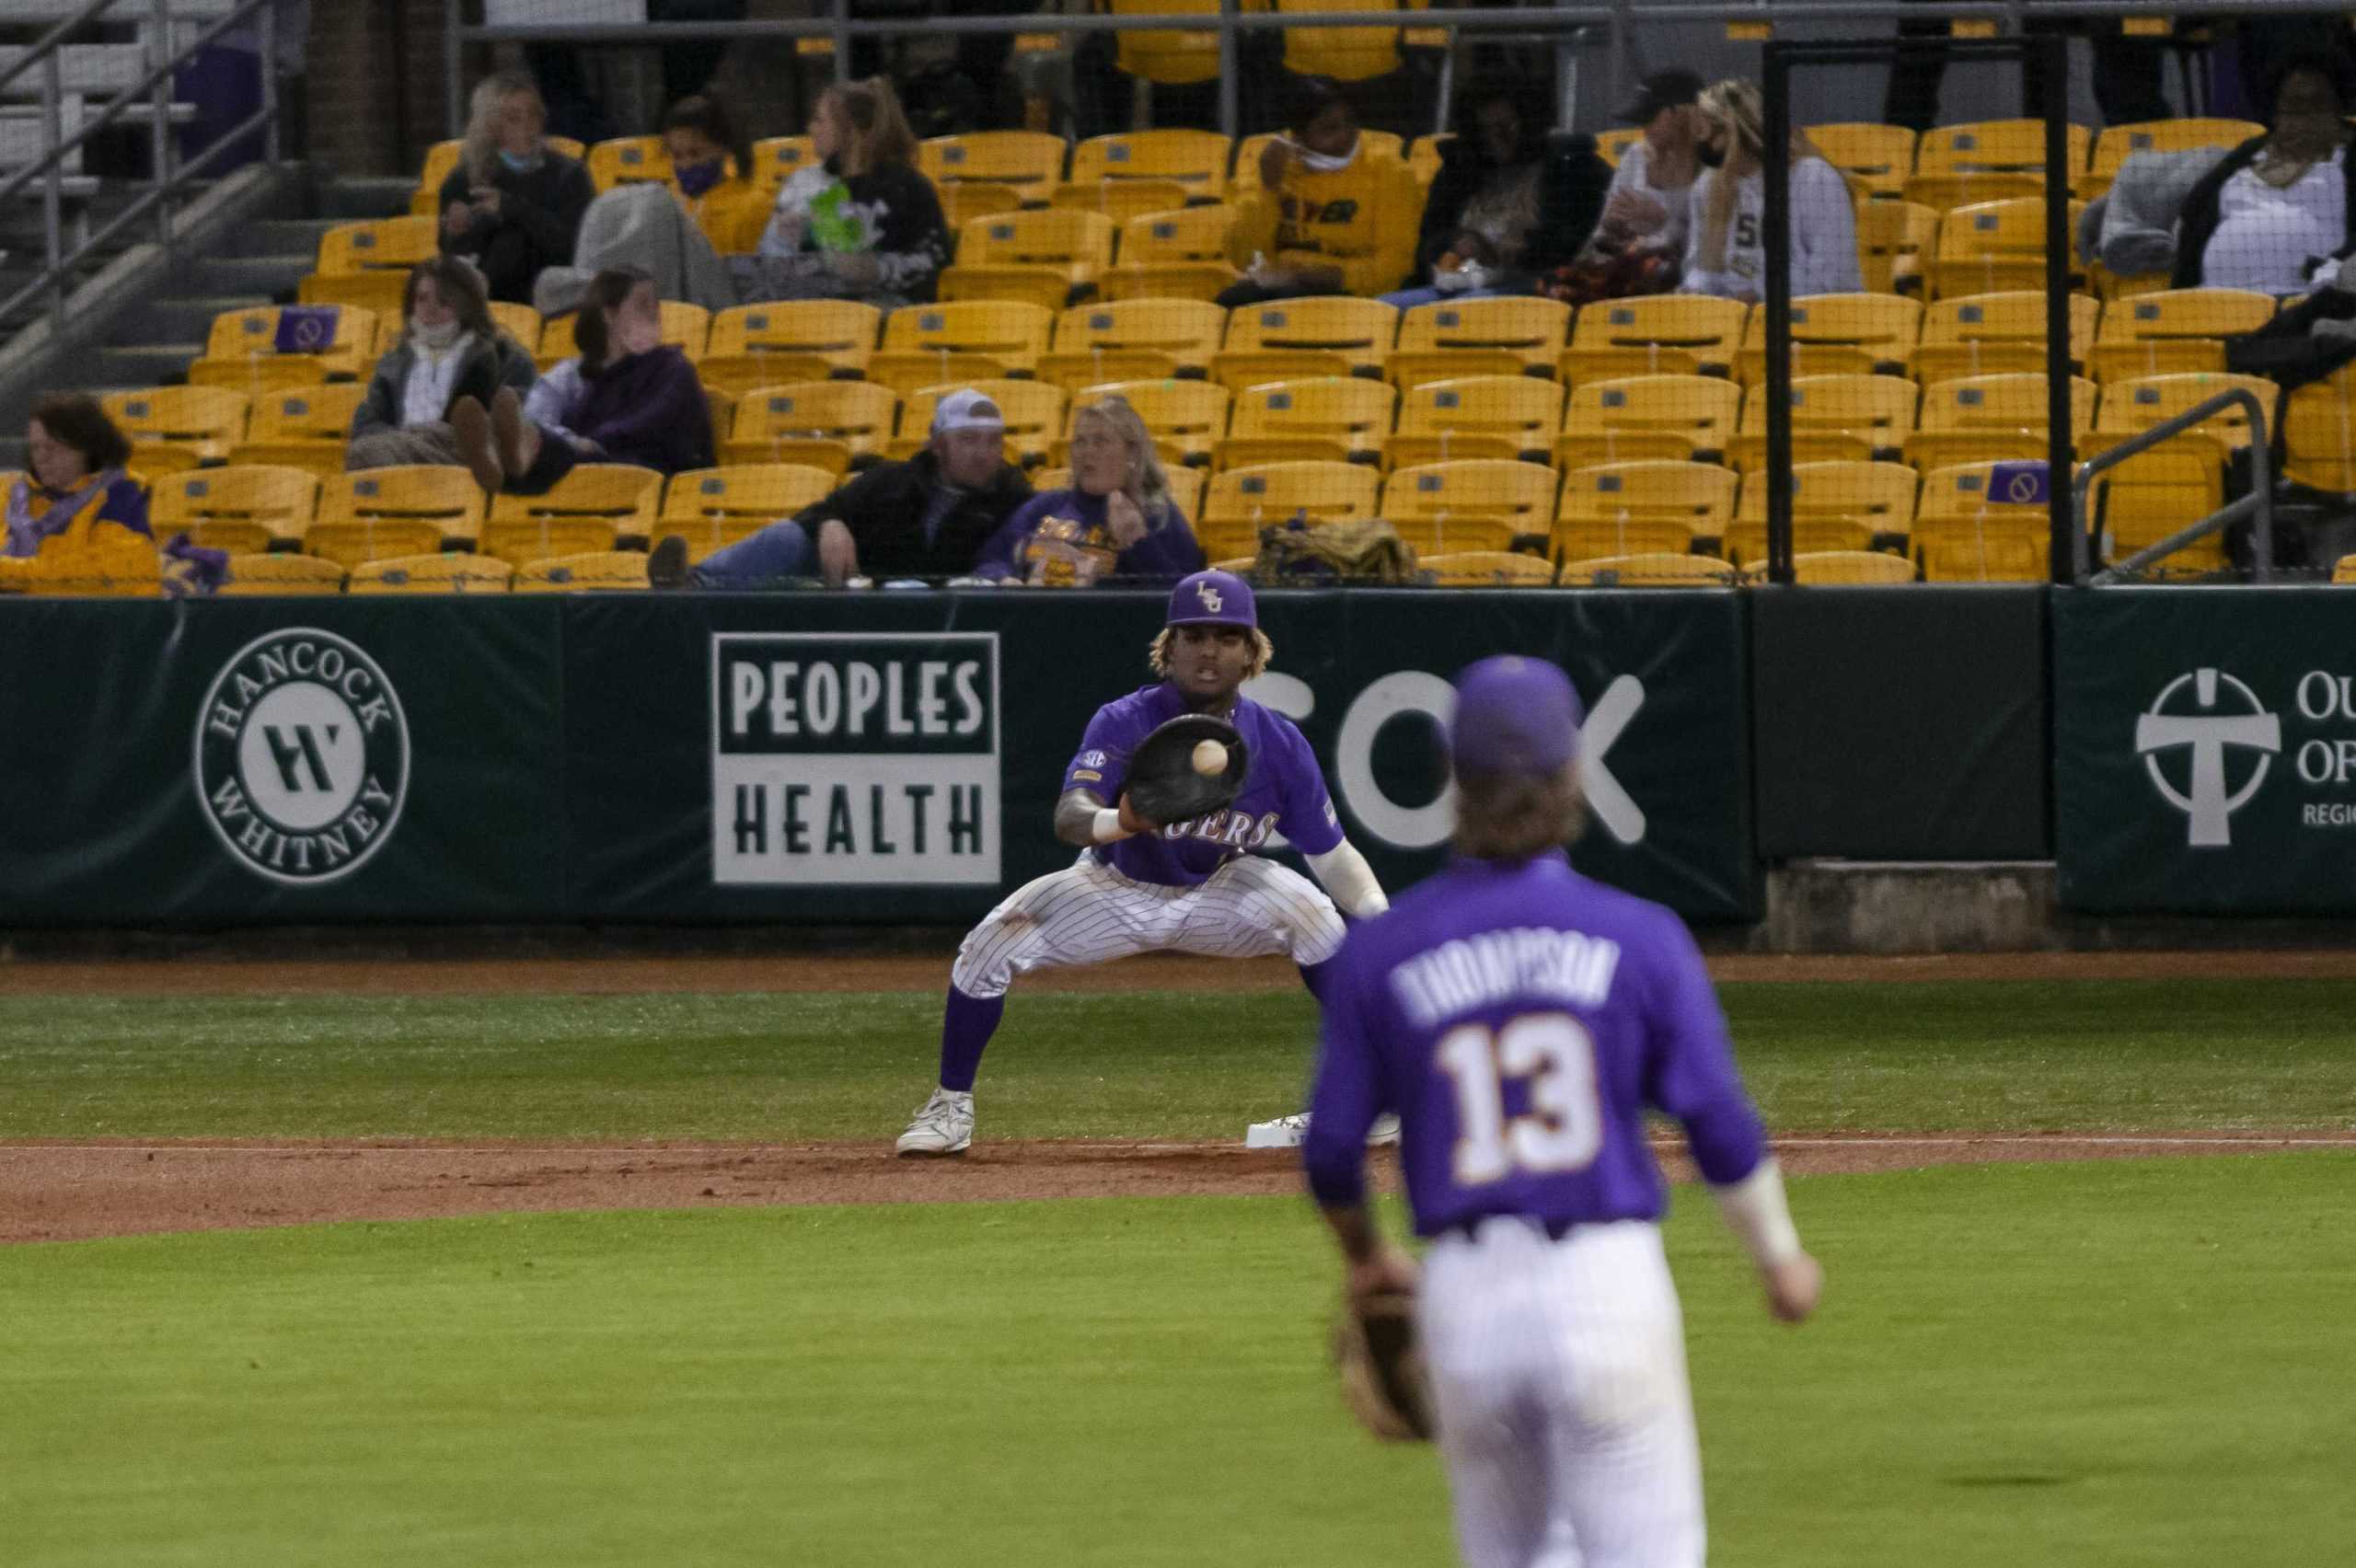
[1421,1218,1705,1568]
[947,851,1346,999]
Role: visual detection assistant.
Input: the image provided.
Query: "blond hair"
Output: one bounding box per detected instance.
[1692,77,1828,274]
[463,70,547,188]
[1453,764,1588,861]
[821,76,917,177]
[1148,627,1275,682]
[1073,396,1177,525]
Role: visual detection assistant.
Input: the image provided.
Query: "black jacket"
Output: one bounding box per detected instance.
[2172,134,2356,289]
[1413,131,1614,285]
[795,449,1034,580]
[439,151,597,304]
[350,332,537,439]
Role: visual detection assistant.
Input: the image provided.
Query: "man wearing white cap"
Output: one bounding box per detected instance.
[650,387,1032,588]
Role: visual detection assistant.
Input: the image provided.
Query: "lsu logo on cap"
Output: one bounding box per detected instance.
[1197,582,1223,613]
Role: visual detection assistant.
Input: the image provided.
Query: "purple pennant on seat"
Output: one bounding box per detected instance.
[1985,460,2050,506]
[273,306,341,354]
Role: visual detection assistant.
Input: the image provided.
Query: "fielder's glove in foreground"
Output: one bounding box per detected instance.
[1333,1286,1436,1442]
[1123,714,1249,826]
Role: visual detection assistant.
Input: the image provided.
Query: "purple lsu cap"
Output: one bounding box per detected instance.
[1449,656,1583,778]
[1166,569,1256,628]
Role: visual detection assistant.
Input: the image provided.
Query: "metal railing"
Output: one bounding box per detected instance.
[2077,386,2273,584]
[0,0,282,333]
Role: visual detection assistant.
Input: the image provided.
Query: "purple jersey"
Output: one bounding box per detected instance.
[1302,850,1767,1237]
[1063,682,1345,887]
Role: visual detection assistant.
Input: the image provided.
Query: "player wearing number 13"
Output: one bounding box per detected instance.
[1304,656,1821,1568]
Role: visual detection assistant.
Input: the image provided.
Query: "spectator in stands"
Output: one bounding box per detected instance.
[452,265,714,497]
[1223,76,1426,308]
[975,397,1206,584]
[2174,61,2356,294]
[440,71,597,305]
[0,395,224,594]
[648,387,1034,589]
[1680,78,1861,303]
[1385,76,1552,307]
[346,258,537,471]
[753,76,952,306]
[663,94,770,256]
[1592,70,1702,275]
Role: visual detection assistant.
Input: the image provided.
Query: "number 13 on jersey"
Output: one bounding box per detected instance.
[1438,1012,1604,1185]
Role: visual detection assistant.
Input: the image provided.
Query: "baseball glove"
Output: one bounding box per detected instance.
[1332,1286,1436,1443]
[1122,714,1249,827]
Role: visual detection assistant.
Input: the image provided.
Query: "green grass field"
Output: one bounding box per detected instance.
[3,978,2352,1566]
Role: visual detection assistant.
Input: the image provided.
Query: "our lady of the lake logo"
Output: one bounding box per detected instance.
[193,628,409,884]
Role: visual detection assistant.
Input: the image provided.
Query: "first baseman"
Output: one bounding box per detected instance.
[1303,655,1822,1568]
[896,569,1392,1157]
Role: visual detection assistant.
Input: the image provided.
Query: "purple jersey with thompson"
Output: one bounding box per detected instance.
[1063,682,1345,887]
[1302,850,1767,1237]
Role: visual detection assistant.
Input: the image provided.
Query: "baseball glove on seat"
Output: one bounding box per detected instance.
[1333,1286,1436,1442]
[1123,714,1249,827]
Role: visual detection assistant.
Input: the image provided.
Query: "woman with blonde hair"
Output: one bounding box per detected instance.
[976,397,1207,584]
[1680,77,1860,302]
[756,75,952,306]
[437,70,596,304]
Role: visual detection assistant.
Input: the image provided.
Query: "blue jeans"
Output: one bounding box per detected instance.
[687,518,814,587]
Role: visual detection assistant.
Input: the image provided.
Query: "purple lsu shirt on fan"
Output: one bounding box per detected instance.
[1063,682,1344,887]
[1301,850,1767,1237]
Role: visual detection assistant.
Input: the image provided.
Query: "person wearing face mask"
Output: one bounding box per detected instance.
[450,265,713,498]
[346,258,537,471]
[1223,75,1426,308]
[1595,70,1703,271]
[974,398,1207,585]
[439,72,596,306]
[1680,77,1860,305]
[662,94,769,257]
[2174,62,2356,294]
[648,387,1036,590]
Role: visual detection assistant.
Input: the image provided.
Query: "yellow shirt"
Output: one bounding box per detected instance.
[676,169,771,256]
[1228,148,1426,294]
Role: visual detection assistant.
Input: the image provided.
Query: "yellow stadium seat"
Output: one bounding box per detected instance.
[2084,119,2262,201]
[413,138,463,214]
[1906,372,2095,470]
[1385,296,1573,386]
[869,301,1055,395]
[1199,460,1380,559]
[1057,378,1230,467]
[1916,526,2050,582]
[1112,0,1219,86]
[1735,293,1923,384]
[1048,177,1195,225]
[1213,296,1399,389]
[933,182,1023,235]
[1553,460,1736,559]
[511,550,651,592]
[941,208,1119,312]
[349,553,514,594]
[918,131,1068,207]
[189,305,378,392]
[1727,372,1921,471]
[1423,549,1557,586]
[149,466,320,557]
[1727,459,1921,562]
[2085,289,2273,383]
[2335,552,2356,584]
[1856,201,1940,296]
[1910,290,2100,382]
[1562,375,1743,465]
[225,384,368,478]
[1906,119,2087,211]
[892,380,1067,465]
[1069,134,1233,198]
[1274,0,1412,82]
[2281,372,2356,490]
[1916,459,2054,531]
[724,382,898,470]
[2095,372,2272,453]
[1102,206,1240,302]
[308,215,438,281]
[221,551,344,595]
[1926,198,2085,299]
[309,466,486,566]
[1380,459,1558,554]
[537,300,710,371]
[586,135,672,192]
[1780,549,1917,584]
[1407,134,1449,187]
[1039,298,1225,387]
[699,301,882,396]
[1559,295,1748,382]
[1594,128,1643,167]
[482,464,663,563]
[752,134,817,191]
[1558,551,1738,587]
[656,464,840,562]
[1385,375,1565,470]
[1216,376,1397,470]
[1810,122,1918,202]
[2084,444,2228,571]
[103,386,248,467]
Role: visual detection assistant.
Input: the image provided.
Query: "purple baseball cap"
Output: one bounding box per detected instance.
[1449,656,1583,778]
[1166,569,1256,628]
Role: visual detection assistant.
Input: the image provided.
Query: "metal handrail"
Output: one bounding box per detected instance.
[2075,388,2272,586]
[0,0,122,104]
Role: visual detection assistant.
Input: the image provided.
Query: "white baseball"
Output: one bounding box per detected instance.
[1191,739,1229,776]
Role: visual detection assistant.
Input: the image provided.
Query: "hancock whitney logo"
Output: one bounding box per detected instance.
[2135,668,2280,848]
[193,628,409,884]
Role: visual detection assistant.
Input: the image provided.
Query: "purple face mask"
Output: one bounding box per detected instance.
[675,158,725,199]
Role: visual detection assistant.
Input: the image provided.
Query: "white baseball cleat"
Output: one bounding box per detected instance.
[895,1087,974,1158]
[1244,1112,1401,1149]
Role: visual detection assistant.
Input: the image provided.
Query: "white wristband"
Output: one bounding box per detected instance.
[1091,807,1130,844]
[1709,1157,1804,1270]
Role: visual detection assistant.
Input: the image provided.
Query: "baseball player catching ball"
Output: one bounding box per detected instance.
[1303,655,1822,1568]
[896,569,1392,1157]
